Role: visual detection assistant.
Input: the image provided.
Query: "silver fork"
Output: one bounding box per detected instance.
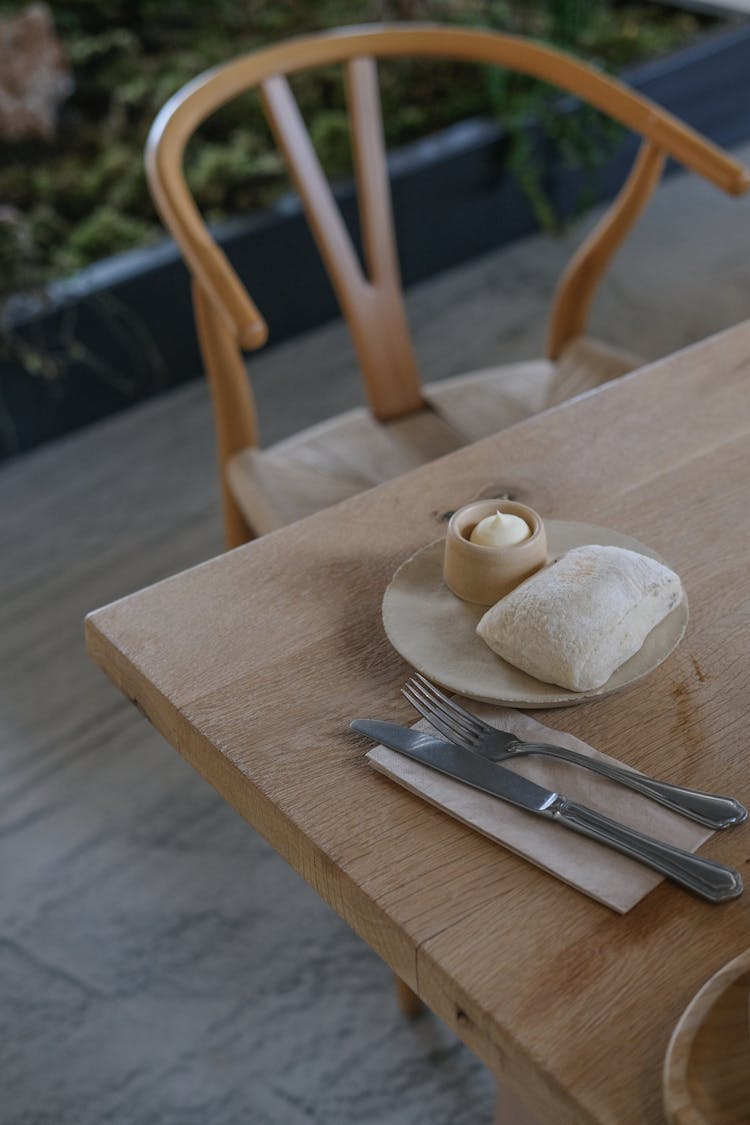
[402,674,747,829]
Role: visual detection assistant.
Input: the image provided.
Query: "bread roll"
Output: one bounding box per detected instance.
[476,545,684,691]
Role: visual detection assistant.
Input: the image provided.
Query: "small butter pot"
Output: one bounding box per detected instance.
[443,499,547,605]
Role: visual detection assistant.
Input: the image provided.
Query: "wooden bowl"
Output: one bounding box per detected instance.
[663,948,750,1124]
[442,499,547,606]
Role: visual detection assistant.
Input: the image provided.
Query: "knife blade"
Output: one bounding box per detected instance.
[351,719,742,903]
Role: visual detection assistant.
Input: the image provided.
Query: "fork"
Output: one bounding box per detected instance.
[402,674,747,829]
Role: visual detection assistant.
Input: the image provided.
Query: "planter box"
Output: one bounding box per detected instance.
[2,20,750,460]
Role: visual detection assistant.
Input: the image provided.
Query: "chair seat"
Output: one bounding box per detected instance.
[227,336,640,534]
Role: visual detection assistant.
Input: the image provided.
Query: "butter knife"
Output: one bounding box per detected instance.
[351,719,743,903]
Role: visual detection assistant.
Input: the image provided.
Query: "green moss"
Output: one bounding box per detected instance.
[64,206,157,267]
[0,0,716,299]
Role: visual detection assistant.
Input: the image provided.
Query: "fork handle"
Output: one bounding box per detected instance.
[550,799,743,903]
[522,744,747,829]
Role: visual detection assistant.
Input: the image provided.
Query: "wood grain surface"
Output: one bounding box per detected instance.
[86,320,750,1125]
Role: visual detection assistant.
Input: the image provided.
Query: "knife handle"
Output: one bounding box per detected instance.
[530,744,747,829]
[552,798,743,903]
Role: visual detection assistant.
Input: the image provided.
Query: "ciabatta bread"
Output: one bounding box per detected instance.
[476,545,683,691]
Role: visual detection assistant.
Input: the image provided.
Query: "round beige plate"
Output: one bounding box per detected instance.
[381,520,688,708]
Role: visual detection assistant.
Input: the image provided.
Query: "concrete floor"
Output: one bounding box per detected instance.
[1,142,749,1125]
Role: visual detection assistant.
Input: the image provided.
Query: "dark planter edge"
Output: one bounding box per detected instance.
[2,19,750,460]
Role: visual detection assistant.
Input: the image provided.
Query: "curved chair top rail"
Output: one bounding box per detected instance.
[146,22,750,349]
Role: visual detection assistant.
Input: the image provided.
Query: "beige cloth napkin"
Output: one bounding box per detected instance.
[367,701,714,913]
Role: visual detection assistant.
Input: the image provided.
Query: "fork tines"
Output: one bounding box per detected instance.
[401,674,483,748]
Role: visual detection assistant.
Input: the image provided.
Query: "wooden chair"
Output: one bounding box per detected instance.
[146,23,749,550]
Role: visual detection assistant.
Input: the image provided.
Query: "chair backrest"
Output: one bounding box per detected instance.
[146,23,749,452]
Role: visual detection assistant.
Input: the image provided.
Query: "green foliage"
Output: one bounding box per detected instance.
[0,0,713,300]
[185,131,285,214]
[65,206,156,266]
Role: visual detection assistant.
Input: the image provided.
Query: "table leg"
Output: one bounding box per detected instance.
[395,976,423,1018]
[494,1080,544,1125]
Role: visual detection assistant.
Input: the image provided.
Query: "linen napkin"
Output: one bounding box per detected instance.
[367,700,714,913]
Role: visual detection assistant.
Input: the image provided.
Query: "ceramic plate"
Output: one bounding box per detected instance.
[382,520,688,708]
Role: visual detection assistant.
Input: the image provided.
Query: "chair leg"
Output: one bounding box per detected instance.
[395,975,423,1018]
[222,479,255,549]
[192,279,260,552]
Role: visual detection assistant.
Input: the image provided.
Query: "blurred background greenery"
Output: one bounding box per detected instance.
[0,0,713,301]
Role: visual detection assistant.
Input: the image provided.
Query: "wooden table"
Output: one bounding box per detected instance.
[86,321,750,1124]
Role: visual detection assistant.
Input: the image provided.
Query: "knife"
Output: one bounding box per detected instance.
[351,719,743,903]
